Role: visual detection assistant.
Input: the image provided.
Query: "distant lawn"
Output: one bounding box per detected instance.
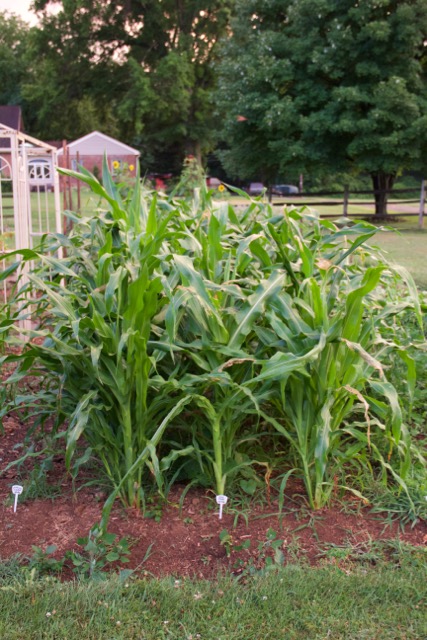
[272,195,374,217]
[369,228,427,290]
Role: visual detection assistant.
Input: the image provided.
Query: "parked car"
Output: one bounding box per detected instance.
[206,177,221,188]
[272,184,299,195]
[247,182,265,195]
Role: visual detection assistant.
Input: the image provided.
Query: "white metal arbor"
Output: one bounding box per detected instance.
[0,124,62,306]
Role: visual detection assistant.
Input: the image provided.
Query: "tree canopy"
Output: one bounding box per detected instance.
[21,0,234,172]
[217,0,427,213]
[2,0,427,195]
[0,12,30,106]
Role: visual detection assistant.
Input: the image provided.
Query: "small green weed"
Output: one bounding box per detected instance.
[320,536,383,565]
[383,538,427,569]
[219,529,234,558]
[370,478,427,529]
[320,537,427,570]
[144,496,164,523]
[17,464,62,501]
[219,528,251,559]
[26,545,64,576]
[66,525,131,580]
[220,527,285,577]
[257,527,285,570]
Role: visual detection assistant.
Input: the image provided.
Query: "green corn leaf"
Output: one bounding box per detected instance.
[369,380,402,444]
[314,399,334,496]
[105,266,127,315]
[228,271,286,349]
[250,332,326,383]
[160,446,195,472]
[173,254,229,343]
[65,390,98,469]
[335,231,378,266]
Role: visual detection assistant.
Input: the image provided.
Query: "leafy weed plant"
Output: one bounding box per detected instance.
[66,524,132,580]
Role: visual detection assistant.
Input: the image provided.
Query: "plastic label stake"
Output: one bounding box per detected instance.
[216,494,228,520]
[12,485,23,513]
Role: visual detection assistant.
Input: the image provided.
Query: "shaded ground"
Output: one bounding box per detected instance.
[1,412,426,580]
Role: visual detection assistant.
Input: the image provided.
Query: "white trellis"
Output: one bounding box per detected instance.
[0,124,62,310]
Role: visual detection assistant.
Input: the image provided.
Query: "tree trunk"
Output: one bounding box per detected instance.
[186,140,202,166]
[371,172,395,216]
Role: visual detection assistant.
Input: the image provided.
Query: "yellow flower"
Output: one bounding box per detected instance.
[218,184,225,192]
[112,160,120,169]
[129,164,135,171]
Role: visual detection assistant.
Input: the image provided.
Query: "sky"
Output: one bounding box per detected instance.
[1,0,38,24]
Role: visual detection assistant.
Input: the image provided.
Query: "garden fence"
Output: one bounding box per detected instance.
[0,124,62,319]
[274,181,426,228]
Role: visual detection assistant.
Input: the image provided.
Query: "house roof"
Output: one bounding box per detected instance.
[0,106,24,149]
[0,105,24,131]
[57,131,140,156]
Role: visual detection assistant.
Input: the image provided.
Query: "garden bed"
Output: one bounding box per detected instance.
[1,412,426,580]
[1,180,426,583]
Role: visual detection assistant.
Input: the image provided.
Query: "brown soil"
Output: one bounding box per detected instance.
[1,411,426,580]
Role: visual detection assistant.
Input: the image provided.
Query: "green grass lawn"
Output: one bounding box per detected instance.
[370,228,427,289]
[1,188,100,244]
[1,562,426,639]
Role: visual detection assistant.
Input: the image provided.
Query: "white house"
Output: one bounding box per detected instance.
[57,131,140,178]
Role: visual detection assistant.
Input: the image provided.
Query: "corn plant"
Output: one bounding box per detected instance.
[246,210,423,508]
[1,165,195,508]
[164,203,424,507]
[162,203,285,496]
[1,166,424,515]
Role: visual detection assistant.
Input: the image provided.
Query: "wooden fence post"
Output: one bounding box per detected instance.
[76,150,81,212]
[343,186,349,217]
[62,140,67,215]
[418,179,425,229]
[66,146,73,213]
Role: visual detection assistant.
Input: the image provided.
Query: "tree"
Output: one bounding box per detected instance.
[21,3,122,140]
[216,2,305,190]
[217,0,427,214]
[0,11,31,106]
[24,0,234,171]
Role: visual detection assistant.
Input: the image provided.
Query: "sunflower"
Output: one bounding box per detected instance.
[218,184,225,192]
[112,160,120,169]
[129,164,135,172]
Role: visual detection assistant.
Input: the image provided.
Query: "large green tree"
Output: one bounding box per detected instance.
[217,0,427,214]
[0,11,31,107]
[24,0,234,172]
[21,3,124,140]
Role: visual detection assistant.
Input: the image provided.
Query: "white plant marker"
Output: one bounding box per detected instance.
[12,485,23,513]
[216,494,228,520]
